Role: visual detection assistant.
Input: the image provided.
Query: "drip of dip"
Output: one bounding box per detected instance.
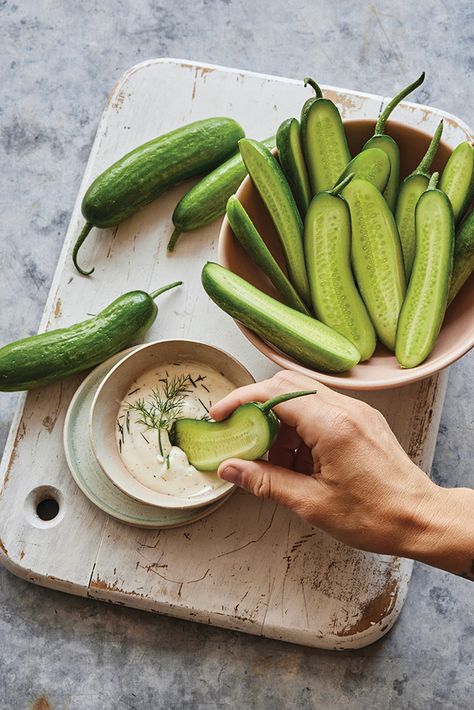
[115,360,235,497]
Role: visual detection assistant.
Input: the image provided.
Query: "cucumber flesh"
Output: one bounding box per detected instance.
[202,262,360,373]
[439,142,474,224]
[396,188,454,368]
[363,134,400,211]
[226,196,310,314]
[343,178,406,351]
[337,148,390,193]
[304,192,376,361]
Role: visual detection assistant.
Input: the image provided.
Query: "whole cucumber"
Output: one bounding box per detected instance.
[396,174,454,368]
[168,135,275,251]
[343,178,406,351]
[202,262,360,373]
[448,208,474,304]
[276,118,312,216]
[74,117,245,274]
[304,175,376,361]
[238,139,311,307]
[336,147,391,193]
[0,282,182,391]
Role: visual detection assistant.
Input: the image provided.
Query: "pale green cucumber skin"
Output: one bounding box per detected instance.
[226,196,310,314]
[363,134,400,211]
[170,404,277,472]
[172,136,276,233]
[337,148,391,193]
[301,99,351,194]
[239,139,311,307]
[448,209,474,304]
[396,189,454,368]
[276,118,312,216]
[439,142,474,224]
[395,173,430,278]
[304,193,376,361]
[202,262,360,372]
[82,118,245,227]
[343,179,406,351]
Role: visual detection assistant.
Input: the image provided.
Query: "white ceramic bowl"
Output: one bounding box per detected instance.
[89,339,254,509]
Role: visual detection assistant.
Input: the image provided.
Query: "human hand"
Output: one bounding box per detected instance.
[211,370,473,577]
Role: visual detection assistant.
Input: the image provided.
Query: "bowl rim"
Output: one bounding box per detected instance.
[217,120,474,391]
[89,338,255,509]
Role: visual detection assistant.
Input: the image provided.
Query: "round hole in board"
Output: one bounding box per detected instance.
[24,486,65,528]
[36,497,60,521]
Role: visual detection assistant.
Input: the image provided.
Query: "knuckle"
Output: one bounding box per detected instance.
[329,407,360,443]
[271,370,300,395]
[249,466,273,499]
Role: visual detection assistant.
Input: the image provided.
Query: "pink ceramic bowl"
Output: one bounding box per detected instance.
[218,120,474,390]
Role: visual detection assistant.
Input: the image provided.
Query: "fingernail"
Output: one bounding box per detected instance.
[218,465,242,486]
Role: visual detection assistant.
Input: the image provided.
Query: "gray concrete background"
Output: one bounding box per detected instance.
[0,1,473,708]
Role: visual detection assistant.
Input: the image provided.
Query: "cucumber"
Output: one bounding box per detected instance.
[168,135,275,251]
[448,208,474,304]
[396,120,444,278]
[300,78,351,194]
[202,262,360,372]
[0,282,182,391]
[364,73,425,211]
[304,175,376,361]
[226,196,310,314]
[396,174,454,368]
[238,139,311,307]
[343,178,406,351]
[73,117,245,274]
[170,390,316,471]
[276,118,312,216]
[439,141,474,223]
[336,147,391,193]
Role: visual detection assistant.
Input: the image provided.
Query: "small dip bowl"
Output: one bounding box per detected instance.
[90,340,254,509]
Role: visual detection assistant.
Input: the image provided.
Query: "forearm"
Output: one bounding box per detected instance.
[400,484,474,579]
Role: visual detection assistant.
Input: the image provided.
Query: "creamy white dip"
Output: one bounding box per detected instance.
[115,361,234,497]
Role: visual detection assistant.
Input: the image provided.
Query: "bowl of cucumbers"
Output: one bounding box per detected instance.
[213,76,474,390]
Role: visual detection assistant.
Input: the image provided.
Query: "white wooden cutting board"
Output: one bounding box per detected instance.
[0,59,470,650]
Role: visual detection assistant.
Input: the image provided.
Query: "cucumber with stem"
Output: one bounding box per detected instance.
[448,208,474,304]
[300,77,351,194]
[343,178,406,351]
[202,261,360,373]
[439,141,474,224]
[0,281,182,391]
[226,196,310,314]
[170,390,317,472]
[364,73,425,211]
[238,139,311,307]
[396,173,454,368]
[168,135,276,251]
[276,118,312,216]
[73,117,245,274]
[395,120,444,278]
[305,174,376,361]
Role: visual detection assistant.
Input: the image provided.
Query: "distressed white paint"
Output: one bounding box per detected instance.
[0,59,468,649]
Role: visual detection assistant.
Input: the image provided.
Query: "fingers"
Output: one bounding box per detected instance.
[268,423,302,470]
[218,457,318,512]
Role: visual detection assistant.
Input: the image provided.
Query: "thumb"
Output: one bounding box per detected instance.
[217,458,316,512]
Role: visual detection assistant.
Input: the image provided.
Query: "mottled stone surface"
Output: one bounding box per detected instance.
[0,0,473,708]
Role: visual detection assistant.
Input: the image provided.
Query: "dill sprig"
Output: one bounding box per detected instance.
[127,374,192,464]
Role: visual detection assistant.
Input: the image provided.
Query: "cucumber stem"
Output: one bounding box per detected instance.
[428,172,440,190]
[303,77,323,99]
[72,222,94,276]
[167,226,182,252]
[329,172,355,196]
[149,281,183,300]
[260,389,317,414]
[374,72,425,135]
[414,120,443,177]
